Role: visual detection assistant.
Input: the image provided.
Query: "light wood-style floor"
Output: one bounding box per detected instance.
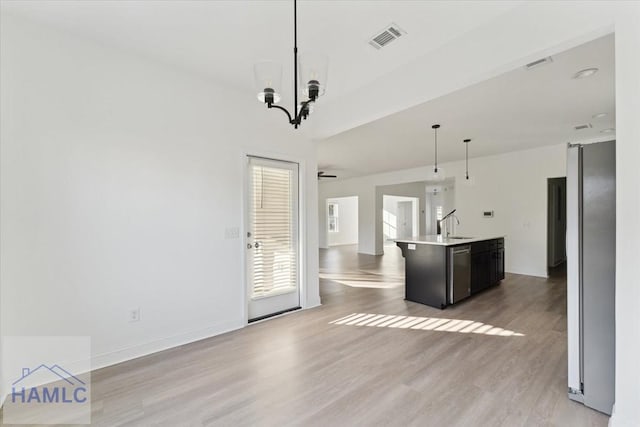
[7,245,609,426]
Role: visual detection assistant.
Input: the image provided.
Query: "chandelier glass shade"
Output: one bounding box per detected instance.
[298,52,328,98]
[254,61,283,104]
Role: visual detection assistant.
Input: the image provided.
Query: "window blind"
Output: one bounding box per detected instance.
[250,165,297,298]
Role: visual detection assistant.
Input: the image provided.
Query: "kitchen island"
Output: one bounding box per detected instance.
[395,236,505,309]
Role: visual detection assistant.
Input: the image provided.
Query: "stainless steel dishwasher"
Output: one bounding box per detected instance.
[449,245,471,304]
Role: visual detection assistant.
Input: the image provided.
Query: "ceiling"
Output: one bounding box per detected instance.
[1,1,520,109]
[317,34,615,178]
[2,1,615,180]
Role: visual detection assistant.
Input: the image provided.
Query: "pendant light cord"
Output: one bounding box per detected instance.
[466,142,469,179]
[464,138,471,180]
[432,124,440,174]
[434,127,438,173]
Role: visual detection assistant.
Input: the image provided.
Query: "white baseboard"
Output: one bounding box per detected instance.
[0,302,327,407]
[358,250,383,256]
[608,404,615,426]
[305,296,322,309]
[505,269,549,279]
[90,319,244,371]
[1,307,336,409]
[0,320,243,410]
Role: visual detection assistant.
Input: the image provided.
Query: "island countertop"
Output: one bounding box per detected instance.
[394,235,505,246]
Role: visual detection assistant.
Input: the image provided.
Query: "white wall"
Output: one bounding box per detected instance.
[613,6,640,426]
[0,12,320,397]
[318,179,375,252]
[0,304,3,407]
[321,143,566,277]
[326,196,358,246]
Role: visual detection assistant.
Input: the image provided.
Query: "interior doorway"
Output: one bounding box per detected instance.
[547,177,567,273]
[382,195,419,243]
[425,179,456,235]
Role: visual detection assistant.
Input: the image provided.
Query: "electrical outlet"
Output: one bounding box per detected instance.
[129,308,141,323]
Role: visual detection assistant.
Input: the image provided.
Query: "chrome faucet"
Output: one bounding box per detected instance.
[437,209,457,236]
[447,214,461,237]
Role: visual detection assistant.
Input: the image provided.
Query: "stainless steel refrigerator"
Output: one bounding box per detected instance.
[566,140,615,415]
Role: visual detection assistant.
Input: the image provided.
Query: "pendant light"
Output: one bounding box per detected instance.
[463,139,471,180]
[463,138,476,186]
[430,124,445,182]
[253,0,328,129]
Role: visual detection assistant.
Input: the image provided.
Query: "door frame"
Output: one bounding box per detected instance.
[240,150,310,325]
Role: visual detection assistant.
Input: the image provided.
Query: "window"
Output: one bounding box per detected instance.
[328,202,339,233]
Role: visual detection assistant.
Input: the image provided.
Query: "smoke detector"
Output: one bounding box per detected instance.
[369,23,406,49]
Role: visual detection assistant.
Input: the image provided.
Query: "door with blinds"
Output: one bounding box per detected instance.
[246,156,300,321]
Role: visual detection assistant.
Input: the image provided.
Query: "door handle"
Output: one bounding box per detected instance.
[247,243,253,249]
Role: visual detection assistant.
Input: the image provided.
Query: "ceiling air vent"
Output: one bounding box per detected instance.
[524,56,553,70]
[369,23,406,49]
[574,123,593,130]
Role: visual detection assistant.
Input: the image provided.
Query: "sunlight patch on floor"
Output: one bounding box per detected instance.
[329,313,525,337]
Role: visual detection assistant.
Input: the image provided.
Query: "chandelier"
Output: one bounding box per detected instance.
[253,0,328,129]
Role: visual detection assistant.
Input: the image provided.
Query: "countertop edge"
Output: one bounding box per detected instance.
[394,236,505,246]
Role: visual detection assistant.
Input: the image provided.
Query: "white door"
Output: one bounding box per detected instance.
[246,156,300,321]
[397,201,413,238]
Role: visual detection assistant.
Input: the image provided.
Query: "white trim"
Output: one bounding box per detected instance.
[90,319,244,371]
[305,299,322,310]
[0,319,244,408]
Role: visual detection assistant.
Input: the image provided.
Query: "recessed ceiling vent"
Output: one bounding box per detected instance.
[574,123,593,130]
[524,56,553,70]
[369,23,406,49]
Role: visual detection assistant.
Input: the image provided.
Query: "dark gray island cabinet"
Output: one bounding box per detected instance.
[395,236,505,309]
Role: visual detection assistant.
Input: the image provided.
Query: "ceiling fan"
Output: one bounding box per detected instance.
[317,171,337,180]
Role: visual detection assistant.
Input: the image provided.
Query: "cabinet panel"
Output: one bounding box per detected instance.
[471,251,491,293]
[470,239,504,294]
[397,242,448,309]
[489,250,498,285]
[497,247,505,280]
